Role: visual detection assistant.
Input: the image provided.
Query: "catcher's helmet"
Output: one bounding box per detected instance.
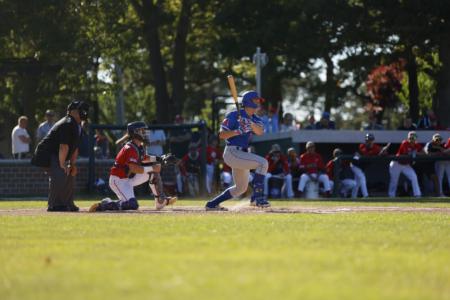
[127,121,147,142]
[365,133,375,141]
[242,90,262,109]
[67,100,89,120]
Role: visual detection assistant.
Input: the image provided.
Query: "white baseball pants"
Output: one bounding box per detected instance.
[435,161,450,195]
[351,165,369,197]
[388,161,421,197]
[298,173,331,192]
[264,173,294,198]
[109,173,149,201]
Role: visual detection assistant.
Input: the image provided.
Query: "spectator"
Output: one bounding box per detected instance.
[417,109,437,130]
[268,103,280,133]
[146,120,166,156]
[397,117,417,130]
[180,143,201,196]
[353,133,390,197]
[279,113,297,132]
[11,116,31,159]
[315,112,336,129]
[304,114,316,130]
[297,141,332,196]
[388,131,423,198]
[424,133,449,196]
[363,112,384,130]
[36,109,55,142]
[205,135,222,195]
[94,129,109,158]
[286,147,302,180]
[169,114,192,159]
[264,144,294,199]
[31,100,89,211]
[326,148,358,198]
[436,138,450,196]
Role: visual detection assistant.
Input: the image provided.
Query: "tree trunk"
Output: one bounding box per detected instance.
[435,33,450,128]
[406,47,419,123]
[131,0,171,123]
[171,0,192,116]
[324,53,334,112]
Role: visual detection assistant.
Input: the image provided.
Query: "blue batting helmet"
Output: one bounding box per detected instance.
[242,90,261,109]
[127,121,147,142]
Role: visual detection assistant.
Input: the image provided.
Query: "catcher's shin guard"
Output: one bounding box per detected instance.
[251,173,270,207]
[150,173,177,209]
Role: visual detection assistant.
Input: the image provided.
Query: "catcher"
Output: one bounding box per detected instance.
[89,121,176,212]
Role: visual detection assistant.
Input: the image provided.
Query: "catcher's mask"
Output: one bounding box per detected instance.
[127,121,148,143]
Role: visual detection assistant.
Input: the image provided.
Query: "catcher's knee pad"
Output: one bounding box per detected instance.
[120,197,139,210]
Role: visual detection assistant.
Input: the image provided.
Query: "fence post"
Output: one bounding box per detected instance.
[87,124,96,192]
[199,121,208,196]
[333,156,341,197]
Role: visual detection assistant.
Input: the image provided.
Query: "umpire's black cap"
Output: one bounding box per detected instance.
[67,100,89,120]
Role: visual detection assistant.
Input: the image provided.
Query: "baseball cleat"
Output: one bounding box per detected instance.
[166,196,177,205]
[88,202,101,212]
[256,199,271,208]
[249,200,256,207]
[205,204,228,211]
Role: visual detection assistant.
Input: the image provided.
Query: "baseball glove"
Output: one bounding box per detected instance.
[159,153,178,166]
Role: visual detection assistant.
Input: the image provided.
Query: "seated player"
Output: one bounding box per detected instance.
[297,141,331,196]
[180,143,202,197]
[424,133,450,196]
[352,133,390,197]
[326,148,357,198]
[89,121,176,212]
[388,131,424,198]
[206,136,222,195]
[264,144,294,198]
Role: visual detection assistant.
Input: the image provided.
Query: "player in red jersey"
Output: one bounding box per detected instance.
[297,141,331,195]
[264,144,294,199]
[205,136,222,195]
[89,122,176,211]
[352,133,390,197]
[388,131,423,197]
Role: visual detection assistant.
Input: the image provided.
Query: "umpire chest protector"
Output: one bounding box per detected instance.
[31,115,82,167]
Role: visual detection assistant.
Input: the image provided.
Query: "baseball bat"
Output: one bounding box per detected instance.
[227,75,241,118]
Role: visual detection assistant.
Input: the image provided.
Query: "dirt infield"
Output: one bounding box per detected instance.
[1,205,450,216]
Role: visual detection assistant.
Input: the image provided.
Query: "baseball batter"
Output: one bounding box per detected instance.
[89,121,176,212]
[205,90,269,210]
[388,131,423,198]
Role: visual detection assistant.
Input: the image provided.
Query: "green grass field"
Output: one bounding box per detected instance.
[1,199,449,300]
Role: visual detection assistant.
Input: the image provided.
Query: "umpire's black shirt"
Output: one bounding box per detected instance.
[31,115,82,167]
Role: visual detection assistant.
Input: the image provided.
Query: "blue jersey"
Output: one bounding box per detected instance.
[220,109,263,148]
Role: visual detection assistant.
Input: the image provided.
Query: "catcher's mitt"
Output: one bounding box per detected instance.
[159,153,178,166]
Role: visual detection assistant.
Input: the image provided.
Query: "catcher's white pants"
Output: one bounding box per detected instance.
[435,161,450,195]
[330,179,358,198]
[223,146,268,198]
[264,173,294,198]
[109,174,149,201]
[298,173,331,192]
[351,165,369,197]
[388,161,421,197]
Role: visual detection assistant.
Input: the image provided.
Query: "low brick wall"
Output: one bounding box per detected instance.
[0,158,114,197]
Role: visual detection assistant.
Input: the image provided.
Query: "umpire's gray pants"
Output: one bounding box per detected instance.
[223,146,268,197]
[48,155,75,207]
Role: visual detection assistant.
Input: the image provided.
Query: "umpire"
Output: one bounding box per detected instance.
[31,100,89,212]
